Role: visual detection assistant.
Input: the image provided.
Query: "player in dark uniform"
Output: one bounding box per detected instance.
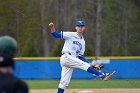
[0,36,29,93]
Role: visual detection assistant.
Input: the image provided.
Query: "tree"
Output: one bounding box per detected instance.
[95,0,103,57]
[40,0,50,56]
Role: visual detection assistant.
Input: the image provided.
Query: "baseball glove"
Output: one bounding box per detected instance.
[91,64,104,70]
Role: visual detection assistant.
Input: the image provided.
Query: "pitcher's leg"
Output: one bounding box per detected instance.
[87,66,103,77]
[66,56,103,77]
[69,57,115,80]
[57,67,73,93]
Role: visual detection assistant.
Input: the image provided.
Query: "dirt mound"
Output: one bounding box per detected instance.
[30,88,140,93]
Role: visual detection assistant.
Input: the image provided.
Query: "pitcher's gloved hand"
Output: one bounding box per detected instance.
[91,64,104,70]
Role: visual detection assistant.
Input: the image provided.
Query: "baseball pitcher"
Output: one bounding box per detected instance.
[49,21,115,93]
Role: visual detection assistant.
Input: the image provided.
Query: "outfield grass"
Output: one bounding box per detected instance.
[25,79,140,89]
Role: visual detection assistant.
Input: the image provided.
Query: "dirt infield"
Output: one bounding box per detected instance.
[30,89,140,93]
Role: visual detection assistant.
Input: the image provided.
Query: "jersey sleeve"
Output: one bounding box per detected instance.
[62,32,74,39]
[15,80,29,93]
[51,31,63,38]
[78,55,90,63]
[51,31,72,39]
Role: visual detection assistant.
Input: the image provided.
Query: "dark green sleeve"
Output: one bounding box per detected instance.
[15,80,29,93]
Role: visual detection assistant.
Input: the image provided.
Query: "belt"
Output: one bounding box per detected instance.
[62,52,71,55]
[62,52,78,58]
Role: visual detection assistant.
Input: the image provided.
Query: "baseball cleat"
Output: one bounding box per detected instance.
[101,70,116,81]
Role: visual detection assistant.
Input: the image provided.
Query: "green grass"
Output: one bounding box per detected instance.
[24,79,140,89]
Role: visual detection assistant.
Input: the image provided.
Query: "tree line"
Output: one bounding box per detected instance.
[0,0,140,57]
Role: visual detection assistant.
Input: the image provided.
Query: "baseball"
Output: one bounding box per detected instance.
[49,23,53,26]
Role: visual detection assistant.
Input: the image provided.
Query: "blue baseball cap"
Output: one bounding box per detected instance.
[76,21,85,26]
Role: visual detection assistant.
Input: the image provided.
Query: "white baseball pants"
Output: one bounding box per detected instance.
[58,53,90,89]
